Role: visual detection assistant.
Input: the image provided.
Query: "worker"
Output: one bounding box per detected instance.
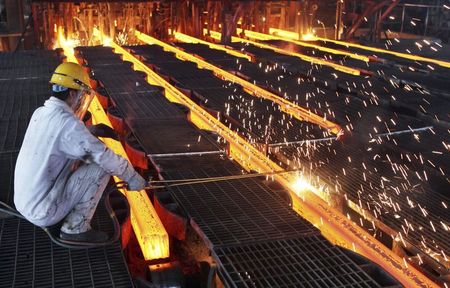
[14,62,146,243]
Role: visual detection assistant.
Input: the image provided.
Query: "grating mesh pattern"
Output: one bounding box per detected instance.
[0,49,134,288]
[78,46,186,122]
[79,45,405,287]
[130,45,327,144]
[232,41,450,123]
[127,118,220,155]
[0,217,133,288]
[165,164,319,247]
[0,80,49,119]
[170,73,226,89]
[109,91,185,120]
[281,136,450,256]
[125,45,177,64]
[162,43,450,275]
[0,50,62,80]
[75,46,121,61]
[214,236,382,288]
[0,119,29,153]
[95,73,158,94]
[0,152,17,206]
[177,42,448,128]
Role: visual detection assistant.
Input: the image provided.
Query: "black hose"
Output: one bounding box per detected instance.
[0,185,121,249]
[0,207,25,219]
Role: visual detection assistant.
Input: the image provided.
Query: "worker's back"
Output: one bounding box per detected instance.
[14,96,79,226]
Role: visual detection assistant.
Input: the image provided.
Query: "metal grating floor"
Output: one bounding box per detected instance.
[164,164,319,247]
[0,49,134,288]
[178,41,450,126]
[108,90,185,120]
[0,79,49,119]
[0,119,29,153]
[127,118,221,155]
[78,47,186,122]
[124,45,180,65]
[95,73,158,95]
[214,236,389,288]
[281,137,450,257]
[0,213,133,288]
[0,50,62,80]
[76,45,404,287]
[168,43,450,273]
[0,152,17,207]
[232,41,450,124]
[174,42,447,168]
[129,45,328,145]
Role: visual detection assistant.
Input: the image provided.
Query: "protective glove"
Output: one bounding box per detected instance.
[127,173,147,191]
[88,124,119,140]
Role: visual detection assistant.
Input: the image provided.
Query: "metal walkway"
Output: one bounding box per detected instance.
[0,50,134,288]
[77,45,401,287]
[171,42,450,270]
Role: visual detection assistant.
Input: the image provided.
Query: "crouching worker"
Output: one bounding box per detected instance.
[14,62,146,243]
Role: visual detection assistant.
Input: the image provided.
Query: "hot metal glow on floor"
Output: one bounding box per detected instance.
[56,30,169,261]
[136,30,343,136]
[106,38,437,287]
[269,27,450,69]
[206,30,363,76]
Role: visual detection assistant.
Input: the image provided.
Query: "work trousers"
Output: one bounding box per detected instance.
[42,162,110,234]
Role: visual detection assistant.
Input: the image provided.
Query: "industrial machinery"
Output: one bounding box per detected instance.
[0,1,448,287]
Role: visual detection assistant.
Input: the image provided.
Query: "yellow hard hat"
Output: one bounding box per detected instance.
[50,62,91,90]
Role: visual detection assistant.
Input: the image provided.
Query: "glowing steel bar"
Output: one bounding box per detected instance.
[270,27,450,69]
[207,30,362,76]
[174,31,252,61]
[59,31,169,260]
[136,30,342,135]
[89,100,169,260]
[240,28,371,62]
[111,41,437,288]
[269,28,301,40]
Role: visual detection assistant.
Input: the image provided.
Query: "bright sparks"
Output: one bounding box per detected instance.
[301,32,316,41]
[291,175,315,194]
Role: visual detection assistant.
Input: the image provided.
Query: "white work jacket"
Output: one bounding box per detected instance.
[14,97,136,226]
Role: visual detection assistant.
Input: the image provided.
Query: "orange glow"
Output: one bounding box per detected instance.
[53,26,78,61]
[270,27,450,69]
[111,39,437,288]
[174,31,252,61]
[269,28,300,40]
[291,175,315,194]
[89,100,169,260]
[60,28,170,261]
[208,29,362,75]
[261,28,371,62]
[301,32,316,41]
[109,42,282,174]
[136,30,342,135]
[103,36,113,47]
[93,28,112,46]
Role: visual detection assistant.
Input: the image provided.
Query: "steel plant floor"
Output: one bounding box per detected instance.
[171,41,450,272]
[0,50,134,288]
[76,45,402,287]
[2,38,447,287]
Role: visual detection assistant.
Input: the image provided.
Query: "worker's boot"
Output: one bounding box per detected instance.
[60,229,109,243]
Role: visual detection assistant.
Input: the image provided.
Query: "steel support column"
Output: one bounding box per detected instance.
[335,0,344,40]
